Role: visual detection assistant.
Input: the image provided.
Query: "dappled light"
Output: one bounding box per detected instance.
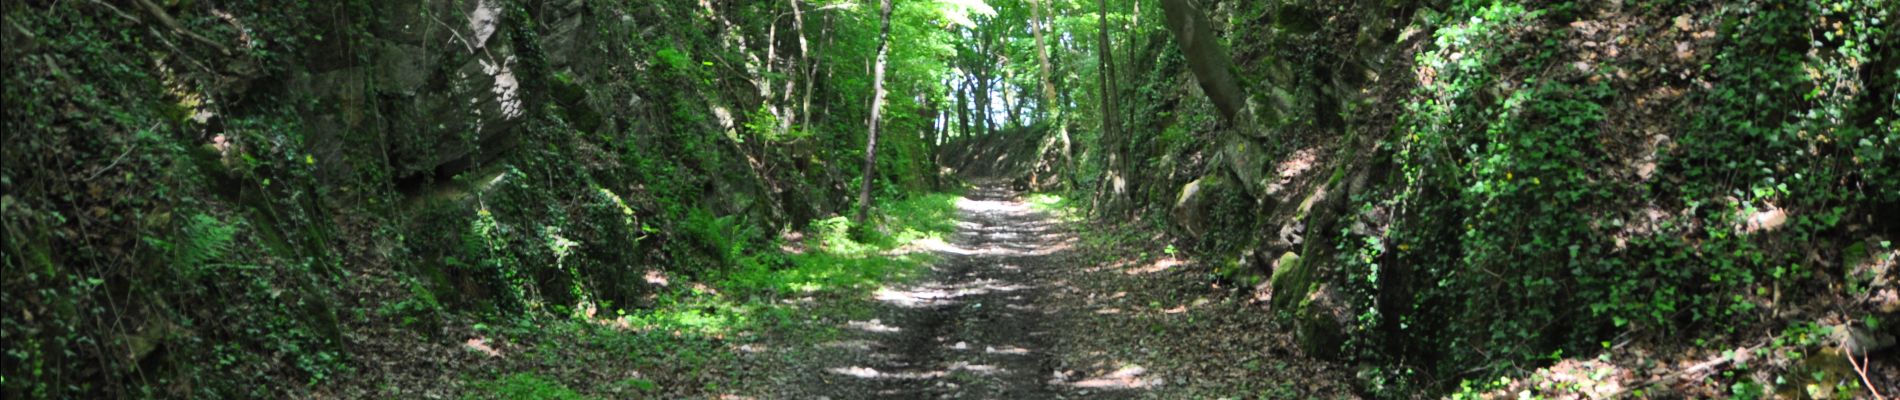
[1124,257,1185,275]
[786,182,1154,397]
[1060,365,1162,389]
[846,319,904,333]
[9,0,1894,397]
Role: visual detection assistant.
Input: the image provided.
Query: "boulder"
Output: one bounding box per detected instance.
[1219,134,1276,204]
[1170,173,1224,239]
[1268,249,1350,359]
[1294,283,1350,359]
[1268,251,1308,312]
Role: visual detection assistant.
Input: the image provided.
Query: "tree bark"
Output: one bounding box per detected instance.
[1158,0,1245,122]
[1097,0,1119,142]
[957,77,972,138]
[855,0,894,223]
[785,0,812,134]
[1102,0,1109,154]
[976,27,997,136]
[1032,0,1074,187]
[1095,0,1129,210]
[1030,0,1060,109]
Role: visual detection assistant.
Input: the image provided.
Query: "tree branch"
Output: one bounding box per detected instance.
[130,0,231,56]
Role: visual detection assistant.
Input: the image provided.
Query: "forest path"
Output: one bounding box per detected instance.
[797,183,1138,399]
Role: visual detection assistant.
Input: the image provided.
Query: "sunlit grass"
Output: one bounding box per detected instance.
[622,192,964,337]
[464,373,587,400]
[463,193,966,397]
[1026,192,1086,219]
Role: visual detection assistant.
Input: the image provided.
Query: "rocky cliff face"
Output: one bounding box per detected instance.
[2,0,921,396]
[1078,0,1896,392]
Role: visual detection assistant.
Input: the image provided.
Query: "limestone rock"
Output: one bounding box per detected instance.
[1170,173,1223,239]
[1269,251,1307,312]
[1294,283,1349,360]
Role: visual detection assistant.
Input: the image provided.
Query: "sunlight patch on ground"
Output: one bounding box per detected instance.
[948,361,1001,375]
[1125,257,1185,275]
[829,362,1008,381]
[928,237,1075,256]
[846,319,902,333]
[875,287,957,308]
[874,279,1032,309]
[1056,363,1155,388]
[463,337,503,358]
[985,345,1032,355]
[830,366,885,378]
[1060,365,1162,389]
[829,366,944,380]
[956,197,1026,214]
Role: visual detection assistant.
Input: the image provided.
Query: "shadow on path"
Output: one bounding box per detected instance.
[808,184,1144,399]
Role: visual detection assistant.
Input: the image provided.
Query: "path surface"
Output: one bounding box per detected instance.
[806,184,1134,399]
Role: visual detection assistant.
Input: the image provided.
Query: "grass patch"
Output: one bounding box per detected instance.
[453,192,966,398]
[623,192,964,336]
[1024,192,1085,225]
[465,373,587,400]
[724,192,959,295]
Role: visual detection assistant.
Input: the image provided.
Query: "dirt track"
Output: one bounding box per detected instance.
[798,184,1137,399]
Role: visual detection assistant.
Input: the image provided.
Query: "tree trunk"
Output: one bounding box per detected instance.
[785,0,812,134]
[1097,0,1119,141]
[1002,67,1019,128]
[976,28,997,136]
[1096,0,1127,210]
[855,0,894,223]
[1098,0,1120,150]
[957,77,972,138]
[1159,0,1245,121]
[1033,0,1074,187]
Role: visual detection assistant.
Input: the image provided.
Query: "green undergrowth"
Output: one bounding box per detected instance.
[714,192,961,302]
[1334,0,1895,396]
[464,373,588,400]
[461,192,963,397]
[1024,193,1081,222]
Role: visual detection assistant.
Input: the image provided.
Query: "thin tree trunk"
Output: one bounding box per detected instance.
[1127,0,1141,81]
[1097,0,1119,144]
[976,27,996,136]
[855,0,894,223]
[1033,0,1074,187]
[957,77,972,139]
[1030,0,1060,115]
[1002,65,1019,128]
[1096,0,1125,207]
[785,0,812,134]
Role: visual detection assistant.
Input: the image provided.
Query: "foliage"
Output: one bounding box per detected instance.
[1330,0,1897,393]
[2,0,964,396]
[465,373,588,400]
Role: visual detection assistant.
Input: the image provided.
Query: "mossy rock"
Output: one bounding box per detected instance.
[1268,250,1347,359]
[1268,251,1308,312]
[1171,172,1224,239]
[1212,249,1266,288]
[1293,283,1347,360]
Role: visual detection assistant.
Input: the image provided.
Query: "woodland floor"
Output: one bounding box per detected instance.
[330,183,1357,399]
[736,183,1357,399]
